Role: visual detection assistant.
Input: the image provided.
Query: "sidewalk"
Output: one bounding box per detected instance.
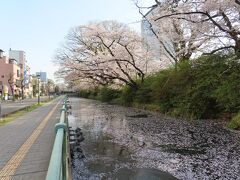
[0,97,63,180]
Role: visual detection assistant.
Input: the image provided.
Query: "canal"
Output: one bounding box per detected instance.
[68,97,240,180]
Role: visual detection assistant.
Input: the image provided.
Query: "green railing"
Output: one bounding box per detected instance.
[46,98,71,180]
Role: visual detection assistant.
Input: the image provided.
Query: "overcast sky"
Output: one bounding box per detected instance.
[0,0,154,81]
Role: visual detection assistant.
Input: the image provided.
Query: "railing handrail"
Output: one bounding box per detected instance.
[46,98,70,180]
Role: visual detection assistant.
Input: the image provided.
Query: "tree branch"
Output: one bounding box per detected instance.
[203,45,235,55]
[235,0,240,5]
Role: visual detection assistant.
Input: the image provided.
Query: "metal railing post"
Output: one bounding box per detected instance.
[46,98,71,180]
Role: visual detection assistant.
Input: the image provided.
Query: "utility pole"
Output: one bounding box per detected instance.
[37,76,40,105]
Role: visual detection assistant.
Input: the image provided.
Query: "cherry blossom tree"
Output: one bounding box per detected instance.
[157,0,240,54]
[55,21,158,90]
[136,0,240,65]
[136,1,210,67]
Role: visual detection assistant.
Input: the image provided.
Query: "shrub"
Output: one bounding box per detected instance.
[78,90,91,98]
[135,76,155,104]
[150,62,194,116]
[134,55,240,119]
[190,55,240,117]
[119,86,136,105]
[97,87,120,102]
[212,58,240,112]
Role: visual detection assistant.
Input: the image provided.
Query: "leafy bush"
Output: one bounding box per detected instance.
[89,88,99,99]
[128,55,239,119]
[78,90,91,98]
[134,76,155,104]
[97,87,120,102]
[115,85,137,106]
[191,55,240,116]
[149,62,194,116]
[212,58,240,112]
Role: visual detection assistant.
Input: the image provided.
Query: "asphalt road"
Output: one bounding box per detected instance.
[0,96,51,116]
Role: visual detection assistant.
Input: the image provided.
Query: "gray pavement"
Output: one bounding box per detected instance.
[0,96,64,180]
[0,96,51,116]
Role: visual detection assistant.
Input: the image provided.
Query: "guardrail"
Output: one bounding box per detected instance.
[46,98,72,180]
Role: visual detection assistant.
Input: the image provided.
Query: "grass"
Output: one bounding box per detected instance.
[227,112,240,130]
[0,98,53,126]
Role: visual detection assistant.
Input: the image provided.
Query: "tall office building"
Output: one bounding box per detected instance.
[9,49,26,65]
[36,72,47,83]
[141,5,175,68]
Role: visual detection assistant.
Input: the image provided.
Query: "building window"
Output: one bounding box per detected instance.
[17,70,20,77]
[1,75,4,78]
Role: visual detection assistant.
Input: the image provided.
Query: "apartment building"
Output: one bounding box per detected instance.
[0,49,21,100]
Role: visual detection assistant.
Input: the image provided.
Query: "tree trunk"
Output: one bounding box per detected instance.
[11,86,14,101]
[22,87,24,100]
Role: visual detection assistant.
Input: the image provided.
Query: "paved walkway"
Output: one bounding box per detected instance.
[0,96,51,116]
[0,96,64,180]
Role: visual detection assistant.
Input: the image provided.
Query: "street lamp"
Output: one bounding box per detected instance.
[37,75,40,105]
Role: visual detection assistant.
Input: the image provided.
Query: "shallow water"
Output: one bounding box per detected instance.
[112,168,177,180]
[68,97,240,180]
[68,98,177,179]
